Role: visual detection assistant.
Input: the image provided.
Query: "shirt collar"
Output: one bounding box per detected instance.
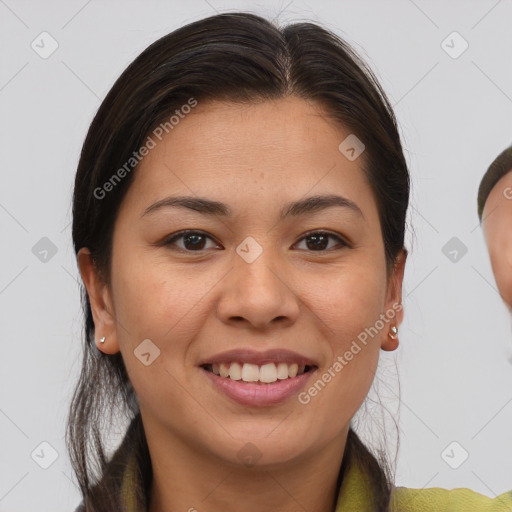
[119,437,374,511]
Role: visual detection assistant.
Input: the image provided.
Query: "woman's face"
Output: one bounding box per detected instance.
[81,96,405,468]
[482,171,512,310]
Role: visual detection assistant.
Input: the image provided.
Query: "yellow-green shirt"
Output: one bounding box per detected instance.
[335,454,512,511]
[75,434,512,511]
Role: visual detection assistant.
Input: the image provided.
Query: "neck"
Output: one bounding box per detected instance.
[145,420,349,512]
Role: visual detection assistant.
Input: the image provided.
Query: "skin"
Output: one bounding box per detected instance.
[78,96,406,512]
[482,170,512,310]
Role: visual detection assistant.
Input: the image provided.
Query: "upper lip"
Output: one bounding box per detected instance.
[198,348,319,367]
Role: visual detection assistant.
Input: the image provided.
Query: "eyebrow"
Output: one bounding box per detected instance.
[141,194,364,220]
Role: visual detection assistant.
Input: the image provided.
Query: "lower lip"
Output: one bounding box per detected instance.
[201,367,316,406]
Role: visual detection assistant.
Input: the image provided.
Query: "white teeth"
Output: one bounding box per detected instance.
[259,363,278,383]
[288,363,298,378]
[229,362,242,380]
[276,362,289,380]
[241,363,259,382]
[208,361,310,382]
[219,363,230,378]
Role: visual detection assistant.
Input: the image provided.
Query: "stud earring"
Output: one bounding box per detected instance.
[99,336,106,344]
[388,326,398,340]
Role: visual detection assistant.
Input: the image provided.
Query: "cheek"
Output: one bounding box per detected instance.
[303,282,383,424]
[490,251,512,303]
[300,258,386,408]
[111,255,204,350]
[110,260,201,410]
[299,258,388,350]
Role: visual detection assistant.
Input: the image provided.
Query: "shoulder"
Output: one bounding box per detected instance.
[390,485,512,511]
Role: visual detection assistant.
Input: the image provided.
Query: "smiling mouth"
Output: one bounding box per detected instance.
[201,362,317,384]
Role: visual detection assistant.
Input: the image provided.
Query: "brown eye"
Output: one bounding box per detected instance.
[163,230,220,251]
[162,230,349,253]
[295,231,348,251]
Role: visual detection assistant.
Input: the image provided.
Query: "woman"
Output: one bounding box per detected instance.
[67,11,512,511]
[478,144,512,311]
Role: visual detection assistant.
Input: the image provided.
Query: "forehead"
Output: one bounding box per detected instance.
[122,96,379,222]
[148,96,351,167]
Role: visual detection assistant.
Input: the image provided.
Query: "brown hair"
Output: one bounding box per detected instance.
[477,144,512,219]
[67,11,409,511]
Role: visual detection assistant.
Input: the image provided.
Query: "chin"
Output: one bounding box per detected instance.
[227,441,309,470]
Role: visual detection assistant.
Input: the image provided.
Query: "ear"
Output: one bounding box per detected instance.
[381,248,407,351]
[77,247,120,355]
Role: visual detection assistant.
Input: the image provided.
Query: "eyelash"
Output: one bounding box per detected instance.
[161,229,350,253]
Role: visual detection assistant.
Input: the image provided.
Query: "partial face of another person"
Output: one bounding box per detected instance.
[482,171,512,310]
[79,96,405,468]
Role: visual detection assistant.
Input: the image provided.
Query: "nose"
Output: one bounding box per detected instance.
[216,246,300,330]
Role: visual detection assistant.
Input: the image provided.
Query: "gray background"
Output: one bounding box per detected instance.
[1,0,512,510]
